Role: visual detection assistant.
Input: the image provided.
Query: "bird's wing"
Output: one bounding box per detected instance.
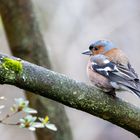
[91,55,140,93]
[116,63,138,80]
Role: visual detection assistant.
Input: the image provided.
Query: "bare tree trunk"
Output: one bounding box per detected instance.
[0,0,72,140]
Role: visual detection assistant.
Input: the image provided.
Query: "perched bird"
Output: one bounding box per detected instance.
[82,40,140,97]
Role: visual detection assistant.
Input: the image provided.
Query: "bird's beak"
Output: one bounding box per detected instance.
[82,50,92,55]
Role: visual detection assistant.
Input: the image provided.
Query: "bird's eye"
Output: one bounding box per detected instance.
[89,45,93,50]
[94,47,98,51]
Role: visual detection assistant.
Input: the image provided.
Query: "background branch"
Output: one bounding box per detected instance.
[0,53,140,137]
[0,0,72,140]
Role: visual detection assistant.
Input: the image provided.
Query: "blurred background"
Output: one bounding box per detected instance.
[0,0,140,139]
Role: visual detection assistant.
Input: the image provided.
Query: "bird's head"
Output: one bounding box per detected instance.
[82,40,115,56]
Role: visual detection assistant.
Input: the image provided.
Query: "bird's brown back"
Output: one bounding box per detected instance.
[104,48,128,65]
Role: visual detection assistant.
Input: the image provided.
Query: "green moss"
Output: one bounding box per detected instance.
[2,57,23,74]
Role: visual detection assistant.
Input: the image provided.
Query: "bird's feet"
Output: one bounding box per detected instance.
[105,89,116,98]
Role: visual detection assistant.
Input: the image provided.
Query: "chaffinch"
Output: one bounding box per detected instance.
[82,40,140,97]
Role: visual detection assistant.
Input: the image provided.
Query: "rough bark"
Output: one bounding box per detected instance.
[0,54,140,137]
[0,1,72,140]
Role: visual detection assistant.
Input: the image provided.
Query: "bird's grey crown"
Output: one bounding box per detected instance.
[89,40,115,52]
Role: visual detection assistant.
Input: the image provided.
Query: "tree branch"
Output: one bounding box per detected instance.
[0,53,140,137]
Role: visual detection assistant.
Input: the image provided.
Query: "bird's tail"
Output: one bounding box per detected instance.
[128,87,140,98]
[119,82,140,98]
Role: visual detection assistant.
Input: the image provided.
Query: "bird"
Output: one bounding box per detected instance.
[82,40,140,97]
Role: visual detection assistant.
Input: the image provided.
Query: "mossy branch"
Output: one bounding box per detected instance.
[0,53,140,137]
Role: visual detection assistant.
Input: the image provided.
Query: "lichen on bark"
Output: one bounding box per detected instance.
[2,57,23,74]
